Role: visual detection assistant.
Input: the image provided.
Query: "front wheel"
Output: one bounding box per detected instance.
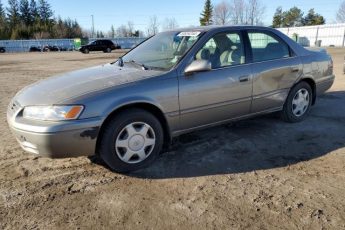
[281,81,312,123]
[99,109,164,173]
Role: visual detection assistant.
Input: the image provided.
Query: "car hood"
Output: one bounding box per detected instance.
[15,63,163,106]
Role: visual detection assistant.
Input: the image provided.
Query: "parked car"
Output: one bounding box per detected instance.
[79,39,120,54]
[7,26,334,172]
[43,45,60,52]
[29,46,42,52]
[0,46,5,53]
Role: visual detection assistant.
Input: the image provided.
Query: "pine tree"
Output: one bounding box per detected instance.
[7,0,20,27]
[19,0,31,26]
[38,0,53,24]
[303,9,325,26]
[200,0,213,26]
[29,0,38,19]
[7,0,20,38]
[272,7,283,28]
[0,0,5,19]
[0,0,8,39]
[0,0,6,25]
[283,7,303,27]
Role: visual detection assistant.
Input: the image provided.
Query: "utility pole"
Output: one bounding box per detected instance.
[91,15,95,38]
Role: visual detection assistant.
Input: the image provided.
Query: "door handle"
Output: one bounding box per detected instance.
[239,76,249,82]
[291,66,300,72]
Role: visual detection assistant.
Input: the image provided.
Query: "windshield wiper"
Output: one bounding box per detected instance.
[125,59,149,70]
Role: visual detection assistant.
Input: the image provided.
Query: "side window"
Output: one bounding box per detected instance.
[195,32,245,69]
[248,31,290,62]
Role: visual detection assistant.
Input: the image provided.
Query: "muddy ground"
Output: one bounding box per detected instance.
[0,49,345,229]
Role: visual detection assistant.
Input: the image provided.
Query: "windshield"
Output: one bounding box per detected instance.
[122,31,203,70]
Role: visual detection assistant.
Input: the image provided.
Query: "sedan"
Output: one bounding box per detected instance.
[79,39,120,54]
[7,26,334,172]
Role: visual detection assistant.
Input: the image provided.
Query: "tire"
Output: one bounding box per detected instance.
[281,81,313,123]
[106,47,111,53]
[99,109,164,173]
[83,48,89,54]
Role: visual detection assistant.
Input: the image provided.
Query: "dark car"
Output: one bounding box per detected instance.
[29,46,41,52]
[42,45,61,52]
[0,46,5,53]
[79,39,120,54]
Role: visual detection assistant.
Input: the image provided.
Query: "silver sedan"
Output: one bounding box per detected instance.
[7,26,335,172]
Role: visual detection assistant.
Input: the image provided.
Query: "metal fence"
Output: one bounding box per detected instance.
[0,37,147,53]
[0,39,75,52]
[2,24,345,52]
[278,23,345,47]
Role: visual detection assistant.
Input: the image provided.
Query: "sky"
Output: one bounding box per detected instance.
[5,0,344,33]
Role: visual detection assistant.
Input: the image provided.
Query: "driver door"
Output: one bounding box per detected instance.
[178,31,253,130]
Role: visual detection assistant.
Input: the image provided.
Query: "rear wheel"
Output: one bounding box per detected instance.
[281,81,312,122]
[106,47,112,53]
[99,109,164,173]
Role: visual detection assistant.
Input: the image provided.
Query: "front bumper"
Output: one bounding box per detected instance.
[8,111,103,158]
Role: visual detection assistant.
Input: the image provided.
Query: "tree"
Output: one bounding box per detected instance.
[303,9,325,26]
[272,7,325,28]
[0,0,84,39]
[282,7,303,27]
[110,25,115,38]
[147,15,159,36]
[162,17,178,30]
[272,6,283,28]
[246,0,265,25]
[19,0,31,26]
[29,0,39,21]
[200,0,213,26]
[127,21,134,36]
[7,0,20,27]
[38,0,53,24]
[213,1,231,25]
[231,0,246,24]
[337,1,345,22]
[0,0,8,39]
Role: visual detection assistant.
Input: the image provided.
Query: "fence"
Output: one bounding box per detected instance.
[2,24,345,52]
[278,23,345,47]
[0,37,147,52]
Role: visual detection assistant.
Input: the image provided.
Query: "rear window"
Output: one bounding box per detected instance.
[248,31,290,62]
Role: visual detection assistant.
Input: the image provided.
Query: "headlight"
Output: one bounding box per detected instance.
[23,105,84,121]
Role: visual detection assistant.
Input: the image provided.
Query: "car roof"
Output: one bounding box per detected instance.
[168,25,276,33]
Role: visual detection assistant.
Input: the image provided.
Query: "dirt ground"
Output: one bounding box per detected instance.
[0,48,345,230]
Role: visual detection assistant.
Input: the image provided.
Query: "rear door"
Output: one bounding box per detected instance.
[96,41,103,51]
[247,29,302,113]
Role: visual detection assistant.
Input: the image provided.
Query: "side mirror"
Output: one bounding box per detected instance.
[184,60,212,75]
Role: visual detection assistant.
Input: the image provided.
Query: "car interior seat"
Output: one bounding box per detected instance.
[196,48,211,61]
[264,43,288,60]
[220,45,244,66]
